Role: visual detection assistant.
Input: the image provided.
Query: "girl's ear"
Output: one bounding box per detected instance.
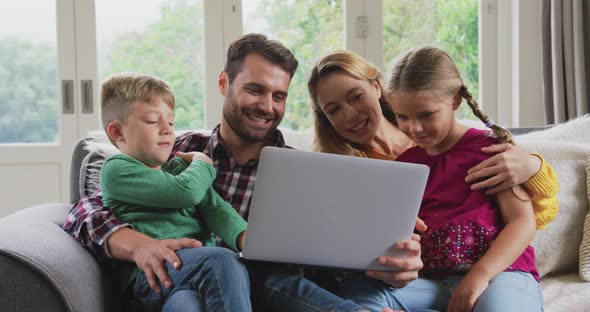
[452,91,462,110]
[106,121,124,144]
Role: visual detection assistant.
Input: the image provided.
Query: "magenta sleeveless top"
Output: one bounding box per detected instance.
[397,128,538,281]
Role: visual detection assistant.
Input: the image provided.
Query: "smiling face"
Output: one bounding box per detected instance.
[220,53,291,143]
[389,91,461,154]
[110,97,175,169]
[314,71,383,145]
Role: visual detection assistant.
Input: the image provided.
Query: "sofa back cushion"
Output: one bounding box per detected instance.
[515,116,590,277]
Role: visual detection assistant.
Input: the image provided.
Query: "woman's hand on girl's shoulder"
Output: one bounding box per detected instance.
[465,143,541,195]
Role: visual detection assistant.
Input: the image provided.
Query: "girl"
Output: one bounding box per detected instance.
[308,49,556,311]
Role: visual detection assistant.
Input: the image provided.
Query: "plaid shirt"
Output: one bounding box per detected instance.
[63,125,287,260]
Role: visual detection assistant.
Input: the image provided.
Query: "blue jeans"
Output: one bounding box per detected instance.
[246,262,367,312]
[133,247,251,312]
[335,271,543,312]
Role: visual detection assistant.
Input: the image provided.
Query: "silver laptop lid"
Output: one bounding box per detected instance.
[243,147,429,271]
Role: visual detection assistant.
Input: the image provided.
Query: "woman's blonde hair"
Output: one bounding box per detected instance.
[387,46,513,144]
[307,50,396,155]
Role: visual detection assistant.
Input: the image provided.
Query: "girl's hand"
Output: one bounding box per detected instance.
[447,269,490,312]
[465,143,541,195]
[365,238,423,288]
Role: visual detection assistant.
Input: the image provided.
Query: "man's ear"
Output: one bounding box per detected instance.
[218,71,228,96]
[106,121,124,144]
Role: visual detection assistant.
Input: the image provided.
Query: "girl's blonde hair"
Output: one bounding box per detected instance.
[387,46,513,144]
[307,50,396,155]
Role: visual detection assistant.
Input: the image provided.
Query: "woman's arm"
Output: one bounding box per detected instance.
[447,186,536,312]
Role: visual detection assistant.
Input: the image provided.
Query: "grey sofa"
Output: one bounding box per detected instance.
[1,123,589,312]
[0,137,116,312]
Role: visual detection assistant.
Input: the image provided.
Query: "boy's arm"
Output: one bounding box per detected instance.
[101,156,216,209]
[198,186,248,251]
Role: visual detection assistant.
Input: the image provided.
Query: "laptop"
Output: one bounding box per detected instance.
[242,147,429,271]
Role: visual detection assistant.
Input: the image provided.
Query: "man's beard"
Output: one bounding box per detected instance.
[223,90,281,143]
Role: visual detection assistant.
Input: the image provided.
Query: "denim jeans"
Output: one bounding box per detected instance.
[335,271,543,312]
[246,262,367,312]
[133,247,251,312]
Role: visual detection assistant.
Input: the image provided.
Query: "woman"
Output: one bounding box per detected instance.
[306,50,558,293]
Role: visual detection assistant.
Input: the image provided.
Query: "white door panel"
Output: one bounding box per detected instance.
[0,0,79,212]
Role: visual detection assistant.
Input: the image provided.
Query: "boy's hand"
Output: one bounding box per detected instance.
[237,230,247,251]
[447,269,490,312]
[192,152,213,165]
[175,152,213,165]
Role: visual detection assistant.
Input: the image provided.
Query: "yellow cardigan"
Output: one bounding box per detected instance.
[360,148,560,230]
[522,154,560,229]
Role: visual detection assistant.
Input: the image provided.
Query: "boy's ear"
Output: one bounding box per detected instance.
[106,121,124,144]
[218,70,229,96]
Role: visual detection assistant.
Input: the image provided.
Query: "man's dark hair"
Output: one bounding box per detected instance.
[224,33,299,82]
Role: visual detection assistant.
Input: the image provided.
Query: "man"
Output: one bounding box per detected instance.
[64,33,423,311]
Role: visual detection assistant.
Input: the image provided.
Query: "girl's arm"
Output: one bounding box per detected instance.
[447,186,536,312]
[466,144,560,229]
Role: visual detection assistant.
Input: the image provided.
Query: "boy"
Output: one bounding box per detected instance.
[99,72,250,311]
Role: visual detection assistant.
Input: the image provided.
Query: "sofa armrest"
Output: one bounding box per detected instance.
[0,203,112,312]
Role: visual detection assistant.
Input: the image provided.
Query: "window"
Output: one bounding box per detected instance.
[0,1,59,143]
[96,0,205,130]
[242,0,344,131]
[382,0,479,120]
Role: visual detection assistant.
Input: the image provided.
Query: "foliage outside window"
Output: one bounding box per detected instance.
[244,0,344,131]
[383,0,479,120]
[0,0,479,144]
[97,0,205,130]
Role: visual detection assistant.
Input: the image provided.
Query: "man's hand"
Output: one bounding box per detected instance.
[131,237,202,293]
[107,228,202,294]
[465,143,541,195]
[447,269,490,312]
[365,238,423,288]
[175,151,213,165]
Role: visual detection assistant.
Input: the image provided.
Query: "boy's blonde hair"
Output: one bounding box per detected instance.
[101,73,175,143]
[387,46,513,144]
[307,50,396,156]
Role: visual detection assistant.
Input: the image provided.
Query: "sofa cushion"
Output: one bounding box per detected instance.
[541,273,590,311]
[515,136,590,277]
[516,114,590,143]
[579,156,590,281]
[79,139,119,199]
